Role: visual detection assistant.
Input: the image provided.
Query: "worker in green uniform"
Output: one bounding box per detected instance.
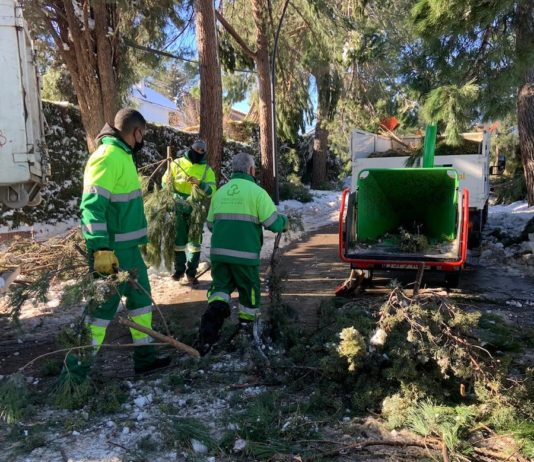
[162,139,216,285]
[63,108,170,383]
[198,152,288,353]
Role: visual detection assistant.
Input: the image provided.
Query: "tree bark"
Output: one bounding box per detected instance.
[312,116,328,189]
[516,1,534,205]
[194,0,223,176]
[215,3,275,195]
[251,0,274,195]
[311,67,330,189]
[32,1,120,152]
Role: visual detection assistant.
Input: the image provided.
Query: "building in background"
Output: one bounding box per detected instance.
[129,81,179,127]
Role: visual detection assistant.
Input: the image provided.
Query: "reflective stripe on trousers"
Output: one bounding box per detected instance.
[208,291,231,304]
[239,304,258,321]
[129,308,153,344]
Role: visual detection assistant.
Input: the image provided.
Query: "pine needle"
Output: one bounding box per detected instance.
[0,373,30,424]
[421,81,479,146]
[188,186,211,244]
[142,180,177,272]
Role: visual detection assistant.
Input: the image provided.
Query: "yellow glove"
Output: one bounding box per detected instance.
[93,250,119,274]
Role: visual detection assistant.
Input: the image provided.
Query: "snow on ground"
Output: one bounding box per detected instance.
[0,218,79,242]
[265,189,341,258]
[9,355,260,462]
[485,201,534,236]
[479,201,534,273]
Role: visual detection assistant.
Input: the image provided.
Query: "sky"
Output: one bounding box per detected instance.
[160,12,318,130]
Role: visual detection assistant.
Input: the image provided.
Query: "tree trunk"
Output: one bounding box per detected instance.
[36,1,120,152]
[516,1,534,205]
[311,67,330,189]
[251,0,274,196]
[312,116,329,189]
[194,0,223,177]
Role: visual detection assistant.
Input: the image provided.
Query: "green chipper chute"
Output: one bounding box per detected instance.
[355,124,459,245]
[356,166,459,243]
[338,124,469,292]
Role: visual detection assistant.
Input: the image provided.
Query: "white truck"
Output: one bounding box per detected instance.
[0,0,48,209]
[350,128,492,247]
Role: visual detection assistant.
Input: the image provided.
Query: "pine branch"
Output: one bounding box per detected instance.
[215,10,257,59]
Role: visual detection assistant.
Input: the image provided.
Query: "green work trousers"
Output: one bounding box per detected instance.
[174,210,202,277]
[207,261,260,321]
[62,246,157,383]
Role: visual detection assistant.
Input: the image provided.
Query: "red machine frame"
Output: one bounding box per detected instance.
[338,188,470,272]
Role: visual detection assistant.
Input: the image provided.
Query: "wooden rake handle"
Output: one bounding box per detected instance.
[119,317,200,358]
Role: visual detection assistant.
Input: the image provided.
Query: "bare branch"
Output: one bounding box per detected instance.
[215,9,256,59]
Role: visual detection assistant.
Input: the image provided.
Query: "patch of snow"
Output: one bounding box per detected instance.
[486,201,534,236]
[191,438,208,454]
[0,218,79,241]
[233,438,247,452]
[133,394,153,408]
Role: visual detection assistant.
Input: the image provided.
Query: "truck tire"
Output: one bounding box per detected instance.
[468,211,482,249]
[444,271,461,289]
[344,192,357,247]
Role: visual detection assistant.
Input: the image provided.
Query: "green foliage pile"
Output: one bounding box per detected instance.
[279,174,313,203]
[270,286,533,457]
[188,185,211,244]
[0,374,31,424]
[385,226,430,252]
[141,177,177,272]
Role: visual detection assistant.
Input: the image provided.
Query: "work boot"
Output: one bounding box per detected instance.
[133,345,171,374]
[185,274,199,286]
[171,271,184,281]
[198,301,231,355]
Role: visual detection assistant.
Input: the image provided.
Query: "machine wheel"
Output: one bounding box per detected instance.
[361,269,374,287]
[444,271,461,289]
[468,211,482,249]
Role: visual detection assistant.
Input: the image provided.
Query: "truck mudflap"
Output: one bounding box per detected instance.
[338,187,470,272]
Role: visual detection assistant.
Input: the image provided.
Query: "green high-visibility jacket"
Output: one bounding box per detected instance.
[162,152,217,199]
[80,136,147,251]
[207,172,288,266]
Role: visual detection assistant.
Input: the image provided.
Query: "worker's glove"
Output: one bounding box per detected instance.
[93,250,119,274]
[198,301,231,355]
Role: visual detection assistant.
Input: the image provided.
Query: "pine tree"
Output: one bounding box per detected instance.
[194,0,224,175]
[410,0,534,204]
[24,1,188,151]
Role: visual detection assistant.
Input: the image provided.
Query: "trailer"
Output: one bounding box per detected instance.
[338,126,474,290]
[0,0,48,209]
[350,128,490,247]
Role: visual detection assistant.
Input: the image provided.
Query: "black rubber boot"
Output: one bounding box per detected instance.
[198,301,231,355]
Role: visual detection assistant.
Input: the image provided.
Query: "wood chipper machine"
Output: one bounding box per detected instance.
[337,125,469,292]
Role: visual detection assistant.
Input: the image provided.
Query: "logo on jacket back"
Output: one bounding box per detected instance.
[227,184,240,196]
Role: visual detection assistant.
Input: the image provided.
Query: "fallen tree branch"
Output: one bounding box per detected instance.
[310,438,440,459]
[473,446,529,462]
[19,342,168,372]
[118,317,199,358]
